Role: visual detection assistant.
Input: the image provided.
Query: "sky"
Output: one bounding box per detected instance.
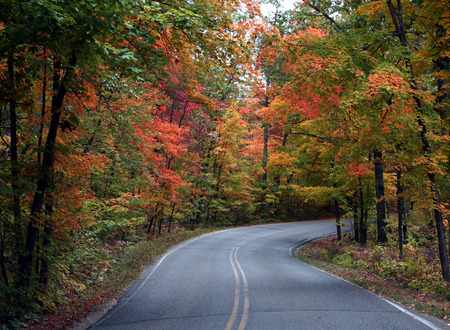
[260,0,299,17]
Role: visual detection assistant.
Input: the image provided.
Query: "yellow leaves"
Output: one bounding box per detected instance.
[297,186,335,204]
[267,152,295,171]
[356,1,388,22]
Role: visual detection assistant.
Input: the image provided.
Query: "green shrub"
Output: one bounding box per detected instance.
[332,253,352,266]
[321,246,338,261]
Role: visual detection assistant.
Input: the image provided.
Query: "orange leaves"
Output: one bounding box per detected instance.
[364,65,410,98]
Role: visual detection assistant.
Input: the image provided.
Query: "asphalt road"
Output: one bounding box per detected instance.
[91,221,449,329]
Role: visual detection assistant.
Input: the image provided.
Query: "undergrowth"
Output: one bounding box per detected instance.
[24,226,214,329]
[297,235,450,321]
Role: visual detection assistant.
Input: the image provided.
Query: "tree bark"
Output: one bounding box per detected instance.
[396,168,406,259]
[374,150,387,244]
[18,54,77,286]
[167,203,176,233]
[7,55,23,259]
[1,223,8,287]
[352,193,359,242]
[334,198,342,241]
[386,0,449,281]
[38,47,48,164]
[359,179,367,244]
[262,123,269,182]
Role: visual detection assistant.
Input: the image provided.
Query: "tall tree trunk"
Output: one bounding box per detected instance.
[167,203,176,233]
[386,0,449,281]
[262,123,269,182]
[353,193,359,242]
[374,150,388,244]
[38,47,48,164]
[334,198,342,241]
[178,100,189,127]
[8,55,23,258]
[359,178,367,244]
[38,203,53,288]
[147,204,159,234]
[18,55,77,286]
[1,223,8,287]
[396,168,406,259]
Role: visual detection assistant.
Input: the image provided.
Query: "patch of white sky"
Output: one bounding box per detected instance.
[259,0,299,17]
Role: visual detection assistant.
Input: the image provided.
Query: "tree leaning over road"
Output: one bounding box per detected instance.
[0,0,448,326]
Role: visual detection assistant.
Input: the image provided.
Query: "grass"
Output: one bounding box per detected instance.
[27,226,216,329]
[296,236,450,322]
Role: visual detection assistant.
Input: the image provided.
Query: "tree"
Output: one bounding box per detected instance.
[0,0,258,320]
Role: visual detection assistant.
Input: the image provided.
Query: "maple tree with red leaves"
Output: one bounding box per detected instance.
[0,0,448,327]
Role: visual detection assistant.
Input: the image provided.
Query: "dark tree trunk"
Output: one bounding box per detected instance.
[374,150,388,244]
[396,168,406,259]
[386,0,449,281]
[359,180,367,245]
[38,47,48,164]
[8,55,22,256]
[39,220,52,288]
[18,55,77,286]
[262,124,269,182]
[158,219,163,235]
[167,203,176,233]
[178,100,189,127]
[1,223,8,287]
[334,198,342,241]
[147,216,154,234]
[353,195,359,242]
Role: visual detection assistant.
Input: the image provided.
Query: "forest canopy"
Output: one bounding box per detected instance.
[0,0,448,325]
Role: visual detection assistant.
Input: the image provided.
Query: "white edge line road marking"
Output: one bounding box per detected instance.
[292,245,444,330]
[380,297,443,330]
[93,232,217,328]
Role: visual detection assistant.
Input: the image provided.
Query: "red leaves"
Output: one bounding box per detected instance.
[346,162,371,179]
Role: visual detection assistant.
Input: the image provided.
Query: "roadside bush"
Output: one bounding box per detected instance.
[321,246,338,261]
[332,253,352,266]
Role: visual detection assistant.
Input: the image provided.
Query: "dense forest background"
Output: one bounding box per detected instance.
[0,0,448,326]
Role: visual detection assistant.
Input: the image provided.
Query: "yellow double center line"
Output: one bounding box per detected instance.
[226,244,249,330]
[225,230,284,330]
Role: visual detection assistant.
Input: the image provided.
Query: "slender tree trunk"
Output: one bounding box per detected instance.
[158,219,163,235]
[1,223,8,287]
[37,50,52,289]
[147,204,159,234]
[39,225,52,288]
[359,178,367,244]
[147,216,154,234]
[38,47,48,164]
[262,124,269,182]
[334,198,342,241]
[38,202,53,288]
[18,55,77,286]
[178,101,189,127]
[386,0,449,281]
[396,168,406,259]
[8,55,22,257]
[374,150,387,244]
[167,203,176,233]
[353,194,359,242]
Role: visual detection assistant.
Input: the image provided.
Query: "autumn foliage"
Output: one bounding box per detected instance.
[0,0,449,326]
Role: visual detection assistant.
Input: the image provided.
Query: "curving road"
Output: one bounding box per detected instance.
[91,221,448,329]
